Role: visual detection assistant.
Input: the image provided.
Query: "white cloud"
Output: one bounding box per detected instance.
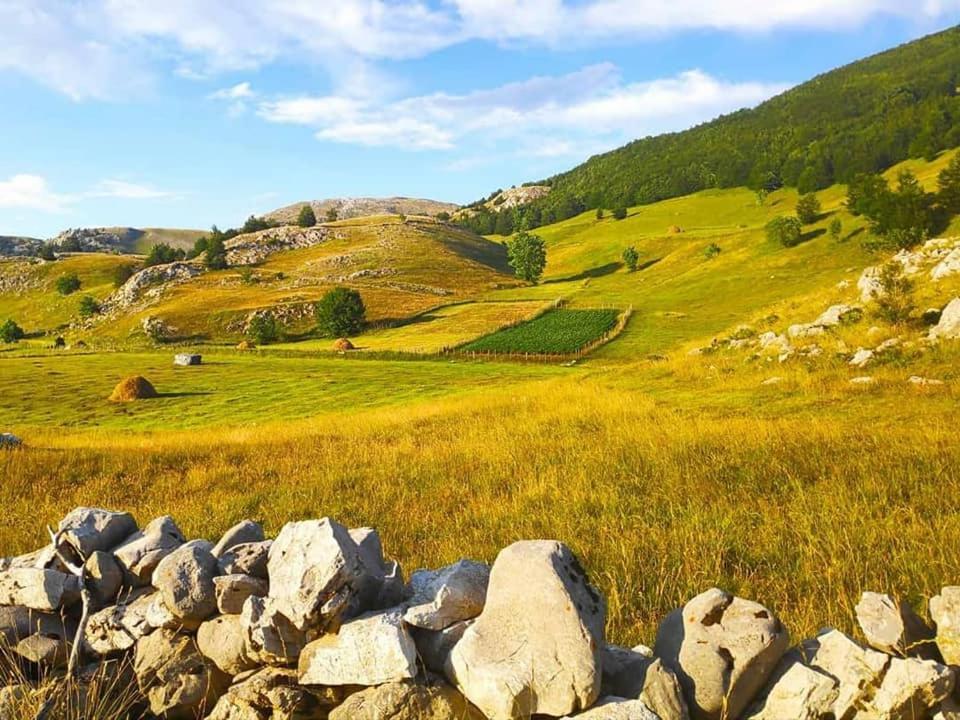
[0,175,71,212]
[87,180,176,199]
[209,81,255,100]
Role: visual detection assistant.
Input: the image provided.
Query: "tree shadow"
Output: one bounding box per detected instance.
[546,262,622,284]
[155,391,213,399]
[797,228,826,245]
[843,227,865,243]
[636,257,663,272]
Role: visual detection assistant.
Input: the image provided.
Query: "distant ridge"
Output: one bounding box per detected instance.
[266,197,458,224]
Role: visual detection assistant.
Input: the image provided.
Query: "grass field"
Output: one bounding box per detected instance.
[461,307,621,354]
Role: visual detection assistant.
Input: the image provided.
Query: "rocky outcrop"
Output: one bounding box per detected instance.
[930,298,960,341]
[105,261,203,313]
[225,226,329,266]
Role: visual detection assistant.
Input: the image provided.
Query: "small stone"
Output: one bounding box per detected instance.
[14,632,70,668]
[216,574,268,615]
[404,559,490,631]
[84,550,123,606]
[850,376,875,385]
[1,606,70,646]
[113,515,185,584]
[174,353,202,366]
[856,592,937,659]
[212,521,265,558]
[849,348,874,368]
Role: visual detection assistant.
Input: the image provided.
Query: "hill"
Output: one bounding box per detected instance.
[48,227,204,255]
[267,197,458,224]
[460,25,960,233]
[0,236,42,257]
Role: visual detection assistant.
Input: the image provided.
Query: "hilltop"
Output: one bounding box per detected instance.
[47,227,204,255]
[266,197,458,225]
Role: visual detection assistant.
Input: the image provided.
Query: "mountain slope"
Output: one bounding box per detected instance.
[267,197,458,224]
[49,227,204,255]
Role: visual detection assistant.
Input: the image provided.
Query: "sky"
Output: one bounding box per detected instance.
[1,1,960,238]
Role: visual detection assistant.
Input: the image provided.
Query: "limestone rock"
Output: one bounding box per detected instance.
[207,667,328,720]
[351,526,405,608]
[152,539,219,626]
[850,348,874,368]
[329,675,486,720]
[859,266,883,302]
[113,515,185,584]
[930,298,960,340]
[404,559,490,631]
[560,696,660,719]
[0,567,80,610]
[654,588,789,720]
[56,507,137,558]
[0,433,22,449]
[240,595,307,665]
[298,609,417,686]
[173,353,202,366]
[14,632,70,668]
[742,653,838,720]
[602,644,689,720]
[84,550,123,605]
[212,521,265,558]
[814,304,862,327]
[869,656,954,720]
[412,620,472,675]
[447,540,605,720]
[218,541,271,579]
[1,606,70,646]
[84,589,156,655]
[801,628,889,719]
[931,587,960,665]
[198,614,258,676]
[216,574,268,615]
[856,592,937,659]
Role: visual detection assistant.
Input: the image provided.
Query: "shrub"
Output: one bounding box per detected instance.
[0,319,25,343]
[829,218,843,241]
[113,263,137,288]
[78,295,100,318]
[613,207,628,220]
[622,246,640,272]
[796,193,821,224]
[297,205,317,228]
[315,287,366,337]
[144,243,185,267]
[596,208,605,220]
[398,213,407,223]
[55,273,81,295]
[242,215,273,233]
[507,230,547,283]
[325,207,339,223]
[874,261,915,324]
[205,235,228,270]
[704,243,721,259]
[238,267,256,285]
[247,313,279,344]
[436,211,451,222]
[37,244,56,261]
[766,216,803,247]
[187,236,209,260]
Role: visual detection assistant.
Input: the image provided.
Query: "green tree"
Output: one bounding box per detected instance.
[55,273,81,295]
[829,218,843,241]
[0,319,25,343]
[494,211,514,236]
[506,230,547,283]
[596,208,605,220]
[796,193,822,224]
[436,211,451,222]
[755,188,768,207]
[205,233,228,270]
[874,261,915,324]
[78,295,100,318]
[37,244,56,261]
[766,216,803,247]
[704,243,722,259]
[144,243,185,267]
[612,207,628,220]
[315,287,366,337]
[187,236,209,260]
[242,215,273,233]
[247,313,279,344]
[939,153,960,215]
[622,246,640,272]
[325,207,339,223]
[297,205,317,228]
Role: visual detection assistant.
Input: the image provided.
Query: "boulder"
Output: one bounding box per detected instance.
[298,609,417,686]
[83,550,123,605]
[134,628,229,719]
[654,588,789,720]
[197,614,259,676]
[601,644,689,720]
[207,667,329,720]
[742,653,838,720]
[240,595,308,665]
[145,593,182,630]
[329,675,486,720]
[56,507,137,557]
[814,304,862,327]
[559,696,660,719]
[113,515,185,584]
[413,620,472,675]
[173,353,202,366]
[932,247,960,280]
[930,298,960,340]
[931,587,960,665]
[152,539,219,626]
[218,541,271,579]
[84,589,156,655]
[447,540,605,720]
[0,567,80,610]
[869,657,954,719]
[859,266,883,302]
[856,591,938,659]
[801,628,889,719]
[404,559,490,631]
[212,521,265,558]
[14,632,70,668]
[1,606,71,646]
[216,574,269,615]
[351,526,405,608]
[0,433,22,449]
[849,348,874,368]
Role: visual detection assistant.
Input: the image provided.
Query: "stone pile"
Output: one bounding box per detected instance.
[2,508,960,719]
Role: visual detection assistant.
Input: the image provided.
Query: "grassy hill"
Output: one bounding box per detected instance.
[266,197,458,225]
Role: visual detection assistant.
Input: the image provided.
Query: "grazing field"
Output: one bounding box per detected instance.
[461,308,621,354]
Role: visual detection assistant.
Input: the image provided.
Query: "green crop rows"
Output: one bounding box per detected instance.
[461,308,620,355]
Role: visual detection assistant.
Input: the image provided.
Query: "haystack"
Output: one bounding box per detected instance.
[236,340,255,350]
[667,225,684,234]
[333,338,355,351]
[109,376,158,402]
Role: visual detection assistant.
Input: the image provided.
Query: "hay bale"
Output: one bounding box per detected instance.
[236,341,255,350]
[333,338,355,351]
[667,225,684,234]
[109,376,158,402]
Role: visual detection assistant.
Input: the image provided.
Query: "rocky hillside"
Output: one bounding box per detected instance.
[266,197,458,224]
[48,227,203,255]
[0,236,42,257]
[455,185,551,220]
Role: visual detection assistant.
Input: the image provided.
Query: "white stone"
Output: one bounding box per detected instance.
[212,521,265,558]
[218,540,271,578]
[113,515,185,584]
[930,587,960,665]
[930,298,960,340]
[850,348,874,368]
[869,657,955,720]
[216,574,268,615]
[198,614,258,676]
[801,628,889,719]
[0,568,80,610]
[601,644,689,720]
[856,592,937,659]
[84,589,157,655]
[152,539,219,626]
[56,507,137,557]
[743,656,838,720]
[240,595,307,665]
[404,559,490,631]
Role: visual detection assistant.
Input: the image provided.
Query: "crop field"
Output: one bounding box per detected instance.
[460,307,621,355]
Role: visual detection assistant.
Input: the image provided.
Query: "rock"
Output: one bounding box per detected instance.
[801,628,889,719]
[218,541,271,578]
[113,515,185,584]
[859,266,883,302]
[0,606,70,646]
[56,507,137,557]
[601,644,689,720]
[910,376,945,387]
[0,684,31,719]
[412,620,473,675]
[240,595,308,665]
[134,628,229,719]
[932,247,960,280]
[14,632,70,668]
[856,592,938,659]
[654,588,789,720]
[84,589,156,655]
[173,353,202,366]
[850,376,875,385]
[207,667,327,720]
[83,550,123,605]
[351,526,405,608]
[870,657,955,720]
[145,593,182,630]
[0,433,22,449]
[931,587,960,665]
[930,298,960,341]
[757,331,791,353]
[212,521,265,558]
[0,567,80,610]
[742,653,838,720]
[329,675,486,720]
[298,609,417,686]
[559,696,660,719]
[152,539,219,626]
[447,540,605,720]
[761,377,782,386]
[849,348,874,368]
[814,304,862,327]
[216,574,269,615]
[198,614,258,676]
[267,518,376,632]
[404,559,490,631]
[788,323,825,339]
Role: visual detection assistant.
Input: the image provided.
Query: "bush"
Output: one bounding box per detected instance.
[829,218,843,241]
[325,207,339,223]
[622,246,640,272]
[796,193,821,224]
[613,207,628,220]
[297,205,317,228]
[507,230,547,283]
[704,243,722,259]
[242,215,273,234]
[113,263,138,288]
[205,235,228,270]
[436,211,451,222]
[315,287,366,337]
[144,243,185,267]
[78,295,100,318]
[187,236,208,260]
[766,216,803,247]
[596,208,605,220]
[874,262,915,324]
[238,267,256,285]
[247,313,279,344]
[37,244,56,261]
[0,319,25,343]
[55,273,81,295]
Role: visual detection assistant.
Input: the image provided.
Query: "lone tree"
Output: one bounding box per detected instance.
[55,273,81,295]
[0,319,24,343]
[796,193,821,224]
[507,229,547,283]
[613,207,628,220]
[874,261,915,324]
[297,205,317,228]
[205,233,228,270]
[78,295,100,318]
[325,207,339,223]
[766,216,803,247]
[829,218,843,241]
[315,287,366,337]
[622,245,640,272]
[247,313,279,344]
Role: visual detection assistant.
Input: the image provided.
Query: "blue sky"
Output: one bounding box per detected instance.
[1,1,959,238]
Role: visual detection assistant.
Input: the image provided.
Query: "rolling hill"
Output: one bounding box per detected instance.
[47,227,205,255]
[266,197,458,225]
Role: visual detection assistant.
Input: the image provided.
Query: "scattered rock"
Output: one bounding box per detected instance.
[108,375,158,402]
[216,574,268,615]
[173,353,202,366]
[761,377,783,386]
[404,559,490,631]
[932,247,960,281]
[910,376,945,387]
[856,591,938,659]
[152,539,219,626]
[328,675,485,720]
[212,521,265,558]
[859,266,883,302]
[850,376,875,386]
[850,348,875,368]
[113,515,186,585]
